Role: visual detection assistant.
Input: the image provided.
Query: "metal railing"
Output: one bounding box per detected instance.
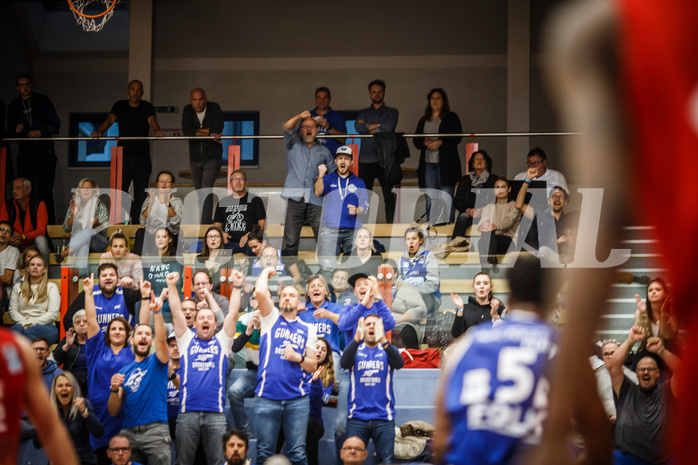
[1,131,579,142]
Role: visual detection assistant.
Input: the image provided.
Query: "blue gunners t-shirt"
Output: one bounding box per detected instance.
[92,285,133,332]
[118,353,168,428]
[177,329,232,413]
[256,306,317,401]
[349,343,396,421]
[299,301,341,355]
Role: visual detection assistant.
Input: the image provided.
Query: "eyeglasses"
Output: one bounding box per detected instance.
[33,347,48,353]
[0,228,11,234]
[550,194,565,200]
[109,447,130,453]
[301,124,317,130]
[601,352,616,358]
[342,447,366,452]
[230,177,245,182]
[527,160,544,167]
[637,367,658,374]
[157,179,173,184]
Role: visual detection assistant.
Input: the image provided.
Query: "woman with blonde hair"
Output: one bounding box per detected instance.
[55,178,110,264]
[9,254,60,343]
[47,371,103,465]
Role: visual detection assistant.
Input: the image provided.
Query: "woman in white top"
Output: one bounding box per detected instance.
[9,254,60,343]
[477,177,521,265]
[55,178,110,266]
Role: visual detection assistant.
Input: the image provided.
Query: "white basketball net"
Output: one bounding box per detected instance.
[68,0,120,32]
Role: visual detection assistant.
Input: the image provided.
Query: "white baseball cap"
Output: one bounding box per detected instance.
[335,145,353,157]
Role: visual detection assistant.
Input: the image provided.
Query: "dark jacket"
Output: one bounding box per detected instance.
[414,112,463,187]
[451,295,506,338]
[181,101,225,161]
[52,337,84,371]
[35,399,103,465]
[453,171,500,213]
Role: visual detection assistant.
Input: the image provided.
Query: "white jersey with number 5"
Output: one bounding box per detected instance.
[441,313,558,465]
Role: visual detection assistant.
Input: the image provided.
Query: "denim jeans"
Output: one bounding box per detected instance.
[175,411,227,465]
[334,369,351,462]
[227,369,257,437]
[282,199,322,258]
[423,162,455,225]
[255,396,310,465]
[11,323,59,345]
[346,418,396,464]
[121,422,171,465]
[317,226,355,268]
[191,156,222,224]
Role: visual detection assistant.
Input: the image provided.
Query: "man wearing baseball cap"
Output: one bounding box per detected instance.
[314,145,370,266]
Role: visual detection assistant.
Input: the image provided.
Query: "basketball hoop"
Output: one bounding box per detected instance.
[67,0,120,32]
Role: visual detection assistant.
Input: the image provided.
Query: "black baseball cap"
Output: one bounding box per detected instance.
[348,272,370,288]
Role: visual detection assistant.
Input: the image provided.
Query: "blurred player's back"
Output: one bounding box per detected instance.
[0,327,27,465]
[441,315,557,465]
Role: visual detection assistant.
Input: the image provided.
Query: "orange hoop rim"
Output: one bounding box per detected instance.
[67,0,117,19]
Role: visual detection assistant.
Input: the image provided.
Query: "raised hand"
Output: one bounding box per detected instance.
[230,269,245,288]
[318,164,328,177]
[490,298,500,319]
[355,317,365,342]
[312,365,325,381]
[645,337,663,354]
[450,291,464,309]
[64,328,76,348]
[83,273,94,291]
[151,289,168,313]
[73,397,86,413]
[166,272,179,286]
[140,278,152,299]
[628,324,646,342]
[263,267,277,279]
[374,317,385,342]
[635,294,646,313]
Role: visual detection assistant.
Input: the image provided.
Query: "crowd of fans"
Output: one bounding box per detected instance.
[1,72,678,465]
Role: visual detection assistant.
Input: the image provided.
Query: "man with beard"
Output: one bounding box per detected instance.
[315,146,369,263]
[214,170,266,253]
[515,165,578,261]
[222,429,252,465]
[108,285,170,465]
[170,270,241,465]
[608,326,678,464]
[64,263,141,333]
[341,315,404,464]
[334,273,395,463]
[281,111,335,258]
[308,87,347,155]
[254,267,317,465]
[355,80,399,223]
